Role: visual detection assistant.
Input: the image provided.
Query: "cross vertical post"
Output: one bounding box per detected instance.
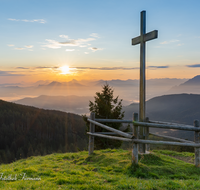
[140,11,146,124]
[140,11,146,153]
[132,10,158,153]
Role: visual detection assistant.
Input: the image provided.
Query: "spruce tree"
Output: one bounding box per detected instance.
[87,83,125,149]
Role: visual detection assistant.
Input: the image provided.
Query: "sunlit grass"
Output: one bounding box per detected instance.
[0,149,200,189]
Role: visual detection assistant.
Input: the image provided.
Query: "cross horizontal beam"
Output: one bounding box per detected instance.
[132,30,158,45]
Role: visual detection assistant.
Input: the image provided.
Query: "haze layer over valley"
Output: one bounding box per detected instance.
[1,78,188,102]
[1,77,187,104]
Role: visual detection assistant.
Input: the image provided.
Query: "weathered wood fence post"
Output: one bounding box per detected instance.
[145,117,150,152]
[132,113,138,164]
[194,119,200,167]
[88,112,95,155]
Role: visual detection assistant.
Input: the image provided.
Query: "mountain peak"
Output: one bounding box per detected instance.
[48,81,62,86]
[181,75,200,86]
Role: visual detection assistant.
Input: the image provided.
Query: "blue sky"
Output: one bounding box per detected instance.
[1,0,200,82]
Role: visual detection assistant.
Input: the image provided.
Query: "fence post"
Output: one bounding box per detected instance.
[194,120,200,167]
[139,120,145,153]
[132,113,138,164]
[145,117,150,152]
[88,112,95,155]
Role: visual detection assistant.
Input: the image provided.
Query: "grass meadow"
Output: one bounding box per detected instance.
[0,149,200,189]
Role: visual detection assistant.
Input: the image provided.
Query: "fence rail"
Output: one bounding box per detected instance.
[87,112,200,167]
[149,120,194,126]
[133,139,200,147]
[133,121,200,131]
[88,119,133,139]
[149,132,194,143]
[94,131,194,143]
[87,132,132,142]
[88,132,200,147]
[95,119,132,123]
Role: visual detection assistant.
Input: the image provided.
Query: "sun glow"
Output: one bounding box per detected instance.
[60,65,70,74]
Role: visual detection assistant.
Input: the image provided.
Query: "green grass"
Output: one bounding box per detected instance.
[0,149,200,189]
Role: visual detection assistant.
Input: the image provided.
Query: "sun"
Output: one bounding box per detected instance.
[60,65,70,74]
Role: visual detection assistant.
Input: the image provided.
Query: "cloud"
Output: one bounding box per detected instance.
[88,47,103,52]
[186,64,200,68]
[90,33,100,38]
[35,66,59,70]
[9,46,34,51]
[60,38,95,46]
[8,44,33,50]
[59,35,69,39]
[75,67,139,70]
[0,70,24,76]
[43,39,62,49]
[8,18,19,21]
[14,66,59,71]
[148,66,169,69]
[160,40,179,45]
[43,37,95,49]
[25,45,33,48]
[8,18,46,23]
[16,67,29,69]
[8,45,33,51]
[15,47,24,50]
[66,49,75,51]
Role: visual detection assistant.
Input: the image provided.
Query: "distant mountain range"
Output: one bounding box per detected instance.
[123,93,200,141]
[14,95,132,115]
[3,75,200,109]
[0,77,187,102]
[0,78,187,88]
[39,79,85,87]
[168,75,200,94]
[181,75,200,86]
[14,95,92,115]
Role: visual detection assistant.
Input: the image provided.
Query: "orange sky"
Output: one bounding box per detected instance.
[0,65,195,85]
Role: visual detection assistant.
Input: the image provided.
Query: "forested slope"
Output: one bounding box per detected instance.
[0,99,87,163]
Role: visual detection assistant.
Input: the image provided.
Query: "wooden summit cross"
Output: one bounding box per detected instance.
[132,10,158,153]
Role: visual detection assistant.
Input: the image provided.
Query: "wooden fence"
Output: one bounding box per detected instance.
[87,112,200,167]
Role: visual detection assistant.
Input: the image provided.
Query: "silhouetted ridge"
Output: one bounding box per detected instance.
[123,93,200,141]
[180,75,200,86]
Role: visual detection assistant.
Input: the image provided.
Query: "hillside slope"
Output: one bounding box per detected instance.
[124,93,200,123]
[0,99,87,163]
[0,149,199,189]
[14,95,92,115]
[123,94,200,140]
[169,75,200,94]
